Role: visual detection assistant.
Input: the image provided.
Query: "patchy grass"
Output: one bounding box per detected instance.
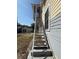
[17,33,33,59]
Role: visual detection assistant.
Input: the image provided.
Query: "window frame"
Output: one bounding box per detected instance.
[45,8,49,31]
[45,7,50,32]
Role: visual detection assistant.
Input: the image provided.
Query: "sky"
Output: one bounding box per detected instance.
[17,0,41,26]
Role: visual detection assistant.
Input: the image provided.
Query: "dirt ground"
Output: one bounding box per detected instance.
[17,33,33,59]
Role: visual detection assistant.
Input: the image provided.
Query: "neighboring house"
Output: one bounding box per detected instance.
[17,23,33,33]
[22,25,33,33]
[32,0,61,59]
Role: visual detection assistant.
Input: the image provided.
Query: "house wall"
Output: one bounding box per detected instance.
[42,0,61,59]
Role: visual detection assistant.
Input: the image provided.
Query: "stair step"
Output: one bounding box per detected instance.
[35,34,44,36]
[34,40,47,43]
[34,39,46,42]
[31,51,53,57]
[34,42,47,46]
[35,38,46,41]
[34,46,49,49]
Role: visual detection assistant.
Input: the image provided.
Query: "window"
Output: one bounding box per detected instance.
[45,8,49,29]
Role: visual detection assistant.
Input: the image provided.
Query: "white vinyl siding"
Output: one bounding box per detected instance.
[42,0,61,59]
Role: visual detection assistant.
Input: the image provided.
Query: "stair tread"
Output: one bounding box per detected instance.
[34,42,47,46]
[31,51,53,57]
[34,46,49,49]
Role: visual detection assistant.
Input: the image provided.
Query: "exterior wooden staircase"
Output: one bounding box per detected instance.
[28,5,54,58]
[29,19,54,59]
[27,24,54,59]
[30,31,54,59]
